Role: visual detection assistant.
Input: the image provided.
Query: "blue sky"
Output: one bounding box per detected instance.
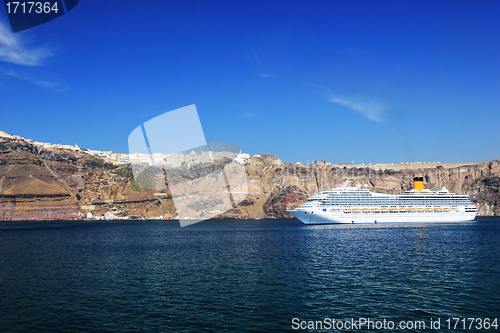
[1,0,499,164]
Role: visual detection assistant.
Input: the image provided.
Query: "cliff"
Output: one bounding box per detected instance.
[0,135,498,220]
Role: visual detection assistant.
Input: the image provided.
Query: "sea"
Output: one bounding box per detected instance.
[1,217,499,332]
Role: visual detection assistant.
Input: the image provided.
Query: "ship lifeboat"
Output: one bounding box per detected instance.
[362,209,371,213]
[352,209,361,213]
[417,208,424,211]
[443,208,450,212]
[434,208,443,212]
[408,208,416,212]
[343,209,352,213]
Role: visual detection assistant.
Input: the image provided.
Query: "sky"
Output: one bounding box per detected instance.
[0,0,499,164]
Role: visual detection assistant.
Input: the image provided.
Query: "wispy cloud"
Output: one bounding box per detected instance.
[0,20,66,90]
[253,52,276,78]
[241,111,254,117]
[326,94,386,122]
[1,68,70,91]
[253,52,262,66]
[238,106,255,118]
[0,20,53,66]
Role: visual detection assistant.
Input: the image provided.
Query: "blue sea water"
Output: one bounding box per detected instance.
[1,218,499,332]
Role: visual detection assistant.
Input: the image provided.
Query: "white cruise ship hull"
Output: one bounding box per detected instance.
[289,179,478,225]
[288,209,477,224]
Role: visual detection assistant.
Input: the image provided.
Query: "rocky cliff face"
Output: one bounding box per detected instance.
[0,149,79,220]
[0,138,156,220]
[252,158,500,218]
[0,136,499,220]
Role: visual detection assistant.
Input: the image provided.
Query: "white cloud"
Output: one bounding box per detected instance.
[259,73,273,78]
[0,20,53,66]
[326,94,386,122]
[241,111,254,117]
[253,52,262,66]
[0,20,65,90]
[1,68,70,91]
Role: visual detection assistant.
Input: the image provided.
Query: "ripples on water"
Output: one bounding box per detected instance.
[1,218,499,332]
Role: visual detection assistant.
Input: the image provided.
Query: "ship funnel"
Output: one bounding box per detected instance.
[413,177,424,191]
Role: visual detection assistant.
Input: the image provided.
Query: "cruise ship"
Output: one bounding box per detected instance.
[287,177,478,224]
